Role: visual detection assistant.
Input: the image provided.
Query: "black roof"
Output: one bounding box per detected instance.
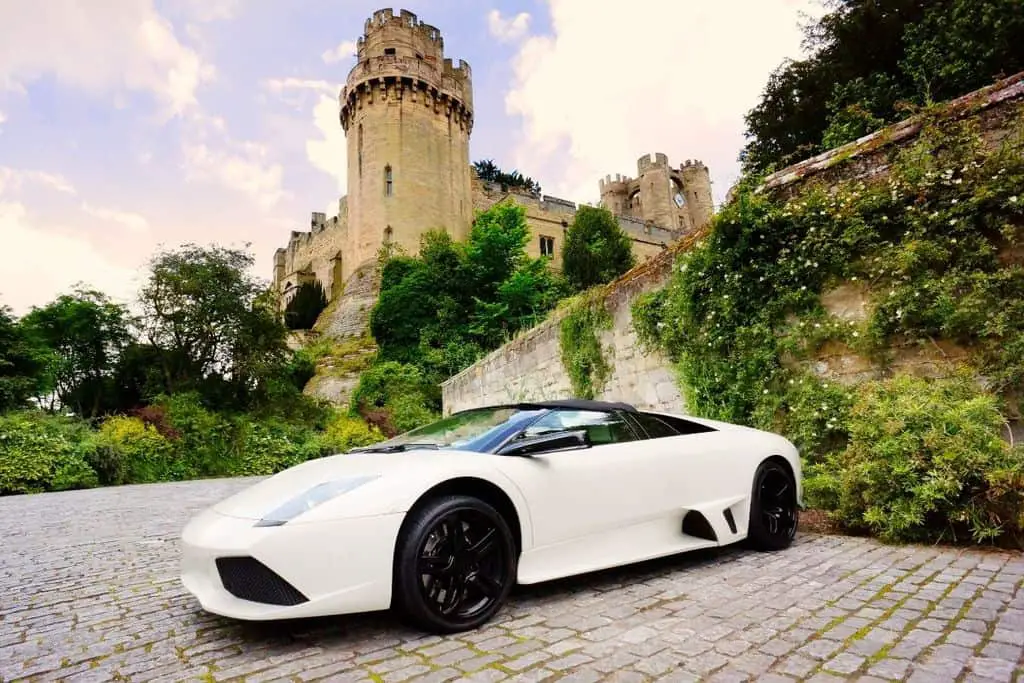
[511,399,638,413]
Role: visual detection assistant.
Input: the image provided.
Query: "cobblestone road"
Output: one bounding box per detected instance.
[1,479,1022,683]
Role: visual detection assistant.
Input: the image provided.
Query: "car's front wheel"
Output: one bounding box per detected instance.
[392,494,516,633]
[746,459,799,551]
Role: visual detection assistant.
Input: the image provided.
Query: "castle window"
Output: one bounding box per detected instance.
[384,165,393,196]
[384,225,393,243]
[358,124,363,176]
[539,235,555,257]
[384,47,396,56]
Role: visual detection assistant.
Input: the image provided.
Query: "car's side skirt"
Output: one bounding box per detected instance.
[515,495,750,585]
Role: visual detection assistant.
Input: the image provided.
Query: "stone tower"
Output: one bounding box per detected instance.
[598,153,714,235]
[339,8,474,272]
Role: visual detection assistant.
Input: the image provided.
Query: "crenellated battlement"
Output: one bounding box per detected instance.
[637,152,670,173]
[680,159,707,170]
[339,74,473,134]
[598,173,633,192]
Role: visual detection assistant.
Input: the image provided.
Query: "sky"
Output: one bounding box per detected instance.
[0,0,826,316]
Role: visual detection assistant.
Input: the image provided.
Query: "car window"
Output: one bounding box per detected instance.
[522,409,639,445]
[631,413,680,439]
[642,412,717,435]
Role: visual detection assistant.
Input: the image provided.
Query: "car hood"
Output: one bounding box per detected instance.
[210,448,474,520]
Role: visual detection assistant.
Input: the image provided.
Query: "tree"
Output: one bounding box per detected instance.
[472,159,542,195]
[137,243,291,410]
[20,287,131,418]
[741,0,1024,175]
[284,280,328,330]
[561,205,635,292]
[0,305,50,412]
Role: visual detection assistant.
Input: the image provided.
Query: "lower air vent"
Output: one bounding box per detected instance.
[215,556,309,606]
[682,510,718,542]
[723,508,737,534]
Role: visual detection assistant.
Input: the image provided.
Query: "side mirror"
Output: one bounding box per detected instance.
[499,429,591,457]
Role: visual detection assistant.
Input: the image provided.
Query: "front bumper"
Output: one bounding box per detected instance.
[180,506,406,620]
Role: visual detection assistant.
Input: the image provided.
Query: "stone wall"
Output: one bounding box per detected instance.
[441,71,1024,417]
[440,232,704,415]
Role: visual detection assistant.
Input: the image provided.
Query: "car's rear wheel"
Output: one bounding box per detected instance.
[392,494,516,633]
[747,459,798,551]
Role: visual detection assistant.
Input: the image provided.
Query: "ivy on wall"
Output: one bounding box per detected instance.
[558,289,613,400]
[633,106,1024,546]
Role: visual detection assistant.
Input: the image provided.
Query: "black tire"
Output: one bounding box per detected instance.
[746,459,799,551]
[392,494,516,633]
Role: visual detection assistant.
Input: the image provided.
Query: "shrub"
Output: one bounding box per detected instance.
[0,412,99,494]
[807,374,1024,546]
[92,416,177,484]
[320,411,384,453]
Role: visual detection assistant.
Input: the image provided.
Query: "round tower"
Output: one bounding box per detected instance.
[598,174,631,216]
[339,8,474,270]
[679,160,714,233]
[636,153,677,230]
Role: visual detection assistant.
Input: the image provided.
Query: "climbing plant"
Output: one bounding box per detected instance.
[634,107,1024,545]
[559,289,613,400]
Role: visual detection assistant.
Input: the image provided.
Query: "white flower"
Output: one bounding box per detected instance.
[1011,196,1019,204]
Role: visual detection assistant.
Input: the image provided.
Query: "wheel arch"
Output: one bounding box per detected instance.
[399,476,525,554]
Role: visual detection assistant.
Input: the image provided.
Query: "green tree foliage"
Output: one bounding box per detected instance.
[137,243,294,411]
[364,201,567,429]
[0,306,50,411]
[473,159,542,195]
[561,205,636,292]
[20,287,131,418]
[741,0,1024,174]
[283,280,328,330]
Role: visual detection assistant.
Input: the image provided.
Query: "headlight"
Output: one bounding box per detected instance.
[254,475,379,527]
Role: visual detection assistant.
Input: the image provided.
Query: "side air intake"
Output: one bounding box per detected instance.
[682,510,718,542]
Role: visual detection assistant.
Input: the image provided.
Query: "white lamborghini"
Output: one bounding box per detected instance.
[180,399,802,633]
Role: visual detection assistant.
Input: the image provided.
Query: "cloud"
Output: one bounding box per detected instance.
[0,201,142,316]
[263,78,346,199]
[322,40,359,65]
[81,203,150,232]
[264,78,337,95]
[0,167,77,195]
[174,0,241,22]
[502,0,826,207]
[488,9,532,43]
[305,94,348,197]
[0,0,213,117]
[181,113,290,211]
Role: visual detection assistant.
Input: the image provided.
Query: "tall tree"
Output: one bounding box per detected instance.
[137,243,290,410]
[561,205,636,292]
[284,280,328,330]
[0,305,50,412]
[20,287,131,418]
[741,0,1024,175]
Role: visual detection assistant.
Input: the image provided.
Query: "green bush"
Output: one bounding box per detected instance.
[807,374,1024,546]
[350,361,439,435]
[92,415,177,484]
[0,412,99,494]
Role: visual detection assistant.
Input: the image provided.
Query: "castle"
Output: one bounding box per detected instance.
[272,8,715,311]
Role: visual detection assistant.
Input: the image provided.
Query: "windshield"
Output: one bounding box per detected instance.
[362,406,546,453]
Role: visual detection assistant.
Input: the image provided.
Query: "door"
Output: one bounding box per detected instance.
[506,408,707,582]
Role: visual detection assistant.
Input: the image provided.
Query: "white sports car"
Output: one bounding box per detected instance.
[180,399,802,633]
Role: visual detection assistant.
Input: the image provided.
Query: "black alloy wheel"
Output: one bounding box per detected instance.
[393,494,516,633]
[746,459,799,551]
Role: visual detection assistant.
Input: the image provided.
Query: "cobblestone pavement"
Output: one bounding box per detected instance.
[1,479,1023,683]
